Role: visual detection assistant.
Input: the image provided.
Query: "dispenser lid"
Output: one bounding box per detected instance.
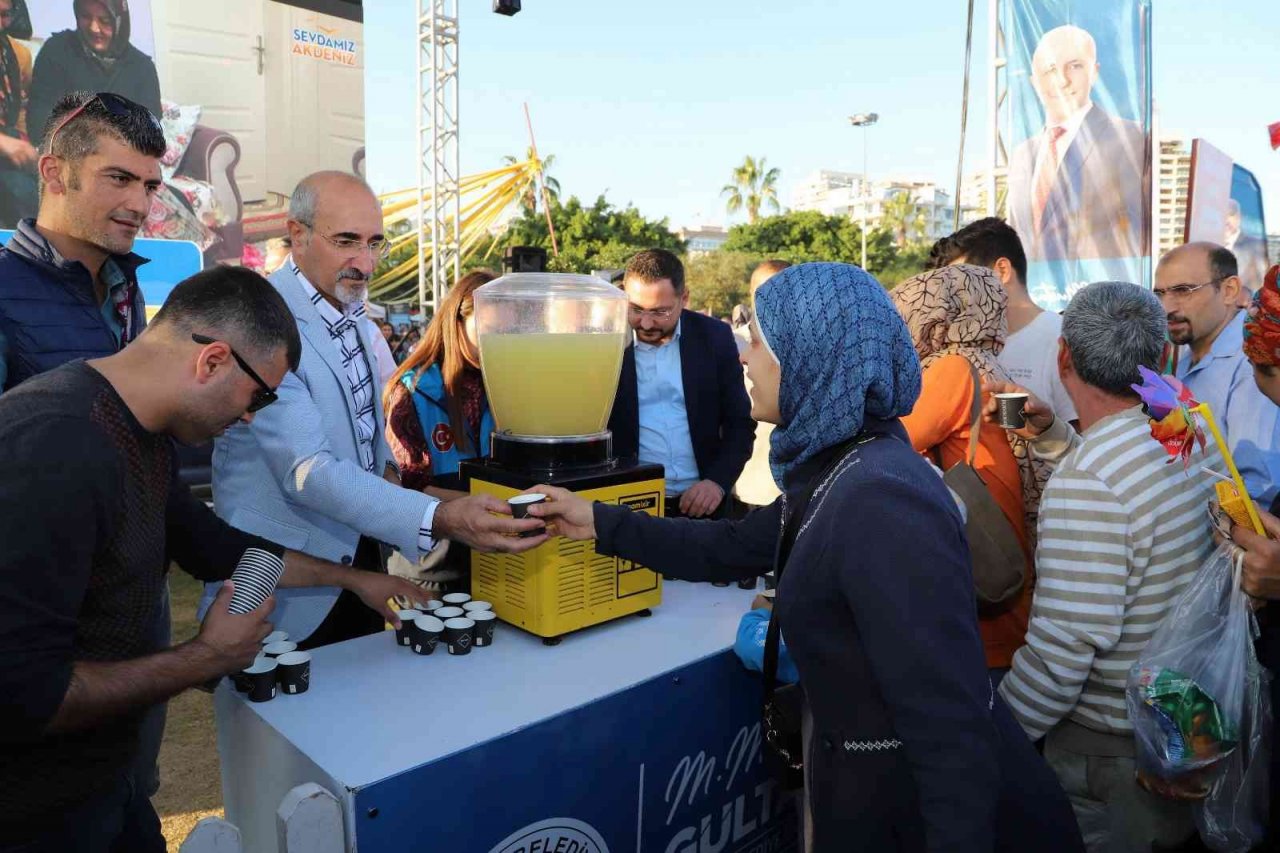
[473,272,625,302]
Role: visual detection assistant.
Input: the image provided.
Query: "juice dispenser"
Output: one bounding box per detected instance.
[460,273,664,644]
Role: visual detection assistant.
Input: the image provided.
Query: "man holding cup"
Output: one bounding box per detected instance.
[0,267,426,852]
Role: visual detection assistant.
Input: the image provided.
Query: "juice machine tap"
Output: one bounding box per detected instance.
[460,273,665,644]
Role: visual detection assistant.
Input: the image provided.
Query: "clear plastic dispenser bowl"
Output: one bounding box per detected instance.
[472,273,628,438]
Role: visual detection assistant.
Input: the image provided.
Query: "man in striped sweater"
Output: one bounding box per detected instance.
[993,281,1217,852]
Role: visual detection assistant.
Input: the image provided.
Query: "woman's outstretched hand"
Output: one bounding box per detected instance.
[527,485,597,541]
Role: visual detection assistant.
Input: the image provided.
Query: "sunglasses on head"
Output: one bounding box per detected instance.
[192,334,279,413]
[47,92,162,151]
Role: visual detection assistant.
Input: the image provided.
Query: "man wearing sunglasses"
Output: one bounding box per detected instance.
[207,170,546,650]
[1157,242,1280,504]
[0,267,429,852]
[0,90,163,394]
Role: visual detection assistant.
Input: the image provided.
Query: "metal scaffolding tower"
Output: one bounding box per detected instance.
[986,0,1009,217]
[417,0,461,313]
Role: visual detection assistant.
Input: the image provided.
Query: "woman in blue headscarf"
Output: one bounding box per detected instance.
[534,263,1081,853]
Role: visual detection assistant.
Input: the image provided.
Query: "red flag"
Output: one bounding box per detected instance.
[1270,122,1280,150]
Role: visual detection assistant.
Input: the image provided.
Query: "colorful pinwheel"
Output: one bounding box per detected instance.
[1131,366,1205,469]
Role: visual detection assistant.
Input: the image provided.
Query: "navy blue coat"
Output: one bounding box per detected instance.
[608,309,755,495]
[0,221,148,392]
[594,418,1082,853]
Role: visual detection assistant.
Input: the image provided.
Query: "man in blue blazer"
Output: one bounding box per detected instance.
[205,171,544,647]
[608,249,755,519]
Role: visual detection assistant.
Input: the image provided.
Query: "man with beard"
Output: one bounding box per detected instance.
[0,90,161,393]
[0,267,427,852]
[1158,241,1280,503]
[205,171,546,648]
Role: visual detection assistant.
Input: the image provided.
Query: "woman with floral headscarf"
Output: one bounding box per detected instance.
[27,0,161,143]
[890,264,1036,674]
[531,263,1081,853]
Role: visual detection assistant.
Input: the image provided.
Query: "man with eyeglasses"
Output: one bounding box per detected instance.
[1157,241,1280,503]
[0,267,428,852]
[207,170,545,648]
[0,90,162,394]
[608,248,755,526]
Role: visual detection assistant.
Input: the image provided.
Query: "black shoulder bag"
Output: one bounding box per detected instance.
[761,435,872,790]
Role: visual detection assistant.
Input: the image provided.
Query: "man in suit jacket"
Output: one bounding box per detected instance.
[1007,25,1149,263]
[608,249,755,520]
[206,171,543,646]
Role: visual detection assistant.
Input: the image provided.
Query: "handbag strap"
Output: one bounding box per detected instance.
[763,435,875,698]
[963,362,984,467]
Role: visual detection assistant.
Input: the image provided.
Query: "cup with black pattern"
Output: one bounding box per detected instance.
[276,651,311,695]
[410,614,445,655]
[394,609,419,647]
[443,617,475,655]
[434,606,465,621]
[233,654,269,693]
[244,657,278,703]
[470,610,497,647]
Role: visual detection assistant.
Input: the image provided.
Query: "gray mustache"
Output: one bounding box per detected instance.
[338,269,370,283]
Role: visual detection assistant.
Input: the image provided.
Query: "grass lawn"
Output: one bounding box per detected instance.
[156,569,224,850]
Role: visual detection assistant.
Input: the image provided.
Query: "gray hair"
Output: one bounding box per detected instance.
[1061,281,1166,396]
[288,170,376,228]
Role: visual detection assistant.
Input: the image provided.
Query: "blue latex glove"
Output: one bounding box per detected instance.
[734,608,798,684]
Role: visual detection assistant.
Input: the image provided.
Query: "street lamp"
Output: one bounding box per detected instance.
[848,112,879,271]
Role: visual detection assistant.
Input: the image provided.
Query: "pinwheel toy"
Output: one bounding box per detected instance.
[1131,366,1265,536]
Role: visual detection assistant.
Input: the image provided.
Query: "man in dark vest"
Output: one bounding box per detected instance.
[0,89,162,392]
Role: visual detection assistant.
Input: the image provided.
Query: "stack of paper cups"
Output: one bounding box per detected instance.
[228,548,286,614]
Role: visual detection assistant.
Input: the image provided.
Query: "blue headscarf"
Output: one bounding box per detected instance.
[755,263,921,485]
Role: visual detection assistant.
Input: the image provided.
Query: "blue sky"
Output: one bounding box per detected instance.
[365,0,1280,234]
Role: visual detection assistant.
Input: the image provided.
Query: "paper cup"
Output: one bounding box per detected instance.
[424,600,444,613]
[443,617,475,655]
[394,609,420,647]
[470,610,497,647]
[462,601,493,613]
[434,606,465,620]
[262,631,289,646]
[509,493,548,538]
[262,641,297,658]
[995,393,1028,429]
[442,592,472,606]
[410,614,445,656]
[276,651,312,695]
[228,547,286,615]
[233,654,270,693]
[244,658,278,703]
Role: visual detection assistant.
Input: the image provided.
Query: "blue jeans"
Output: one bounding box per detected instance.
[0,772,166,853]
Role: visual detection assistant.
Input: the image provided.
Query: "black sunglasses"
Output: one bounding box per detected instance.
[48,92,163,151]
[192,334,279,413]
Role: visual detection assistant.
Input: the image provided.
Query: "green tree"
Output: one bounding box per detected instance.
[497,194,684,274]
[685,251,760,318]
[502,147,561,217]
[879,190,928,249]
[721,155,781,223]
[720,210,896,271]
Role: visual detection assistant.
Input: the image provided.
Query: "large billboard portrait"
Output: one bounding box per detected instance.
[1185,139,1270,297]
[1006,0,1153,310]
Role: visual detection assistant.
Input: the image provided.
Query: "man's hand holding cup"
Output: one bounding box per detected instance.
[981,381,1055,440]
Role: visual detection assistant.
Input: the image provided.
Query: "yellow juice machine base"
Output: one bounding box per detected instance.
[461,459,665,644]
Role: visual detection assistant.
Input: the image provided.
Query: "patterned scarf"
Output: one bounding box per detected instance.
[1244,264,1280,367]
[892,264,1053,544]
[754,263,921,486]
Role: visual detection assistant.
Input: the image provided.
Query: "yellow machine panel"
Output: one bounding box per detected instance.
[469,476,665,641]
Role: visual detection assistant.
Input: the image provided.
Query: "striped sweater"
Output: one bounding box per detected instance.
[999,406,1218,740]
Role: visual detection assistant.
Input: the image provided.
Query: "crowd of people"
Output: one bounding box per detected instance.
[1,88,1279,853]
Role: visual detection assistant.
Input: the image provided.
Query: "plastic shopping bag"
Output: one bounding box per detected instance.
[1125,544,1270,850]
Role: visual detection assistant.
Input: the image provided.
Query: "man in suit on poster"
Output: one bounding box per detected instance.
[1007,24,1149,263]
[1224,199,1270,300]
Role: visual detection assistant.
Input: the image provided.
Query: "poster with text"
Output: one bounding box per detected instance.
[1006,0,1153,310]
[1185,139,1270,296]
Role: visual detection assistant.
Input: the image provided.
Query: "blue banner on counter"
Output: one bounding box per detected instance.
[1005,0,1153,310]
[353,651,797,853]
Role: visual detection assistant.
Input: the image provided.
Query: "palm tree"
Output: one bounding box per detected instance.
[721,155,781,223]
[879,190,927,249]
[502,147,561,216]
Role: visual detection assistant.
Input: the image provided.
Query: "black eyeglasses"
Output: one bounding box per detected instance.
[47,92,163,152]
[192,334,279,412]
